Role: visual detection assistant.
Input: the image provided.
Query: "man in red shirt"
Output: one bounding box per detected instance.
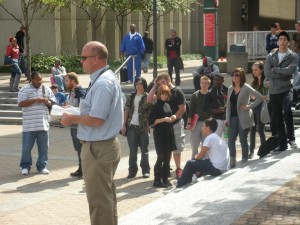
[165,29,182,86]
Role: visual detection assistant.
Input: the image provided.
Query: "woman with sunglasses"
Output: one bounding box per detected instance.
[225,68,263,168]
[122,77,152,179]
[249,61,268,159]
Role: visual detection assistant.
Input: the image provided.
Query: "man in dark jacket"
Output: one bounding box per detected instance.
[15,26,29,79]
[266,24,278,54]
[142,31,153,73]
[165,29,181,86]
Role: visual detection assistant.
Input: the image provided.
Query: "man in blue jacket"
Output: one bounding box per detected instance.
[120,24,145,83]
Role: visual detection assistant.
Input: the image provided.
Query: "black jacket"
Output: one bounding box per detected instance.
[165,37,181,58]
[143,37,153,54]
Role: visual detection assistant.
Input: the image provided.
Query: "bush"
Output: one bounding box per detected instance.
[0,53,202,74]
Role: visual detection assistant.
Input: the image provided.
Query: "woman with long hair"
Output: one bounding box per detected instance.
[249,61,268,159]
[225,68,263,168]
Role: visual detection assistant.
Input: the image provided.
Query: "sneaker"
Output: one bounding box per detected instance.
[175,168,182,179]
[127,173,136,179]
[143,173,150,178]
[271,146,287,154]
[126,80,132,84]
[70,168,82,177]
[21,168,29,175]
[40,168,50,174]
[289,141,297,149]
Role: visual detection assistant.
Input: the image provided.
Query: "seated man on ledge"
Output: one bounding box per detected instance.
[177,118,230,188]
[192,56,219,91]
[51,58,67,92]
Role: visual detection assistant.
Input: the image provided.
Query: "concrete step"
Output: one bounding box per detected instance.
[0,98,17,104]
[0,117,22,124]
[0,110,22,117]
[0,91,18,98]
[120,138,300,225]
[0,104,20,110]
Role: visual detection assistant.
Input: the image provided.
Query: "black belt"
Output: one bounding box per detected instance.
[80,136,116,144]
[129,124,140,128]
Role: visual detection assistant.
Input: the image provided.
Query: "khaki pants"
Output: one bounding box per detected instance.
[81,137,121,225]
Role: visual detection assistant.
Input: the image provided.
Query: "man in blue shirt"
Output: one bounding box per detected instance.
[61,41,123,225]
[120,24,145,83]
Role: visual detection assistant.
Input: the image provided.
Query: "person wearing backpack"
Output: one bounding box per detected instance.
[192,56,219,91]
[64,72,86,177]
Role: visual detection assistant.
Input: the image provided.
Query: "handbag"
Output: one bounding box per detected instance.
[260,100,270,124]
[4,55,13,66]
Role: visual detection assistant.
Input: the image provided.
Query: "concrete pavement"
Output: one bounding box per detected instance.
[0,60,300,225]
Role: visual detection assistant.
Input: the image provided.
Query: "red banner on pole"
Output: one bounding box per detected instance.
[204,13,216,46]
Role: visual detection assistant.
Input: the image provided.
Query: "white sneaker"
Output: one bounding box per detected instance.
[40,168,50,174]
[21,168,29,175]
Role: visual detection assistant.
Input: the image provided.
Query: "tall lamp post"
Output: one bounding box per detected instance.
[153,0,158,78]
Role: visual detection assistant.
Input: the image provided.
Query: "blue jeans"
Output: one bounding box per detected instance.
[250,103,266,153]
[11,61,22,78]
[20,131,49,171]
[70,128,82,169]
[54,75,65,92]
[126,125,150,175]
[142,53,151,70]
[270,90,294,148]
[228,116,249,160]
[177,159,222,188]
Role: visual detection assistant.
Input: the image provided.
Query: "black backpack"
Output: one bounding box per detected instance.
[257,136,279,158]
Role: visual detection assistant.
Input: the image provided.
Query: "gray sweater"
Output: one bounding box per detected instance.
[264,48,298,94]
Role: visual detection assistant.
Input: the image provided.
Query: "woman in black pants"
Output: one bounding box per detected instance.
[148,85,177,188]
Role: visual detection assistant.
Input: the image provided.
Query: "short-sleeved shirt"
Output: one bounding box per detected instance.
[77,67,123,141]
[18,84,56,132]
[168,87,186,124]
[203,133,230,171]
[54,92,66,106]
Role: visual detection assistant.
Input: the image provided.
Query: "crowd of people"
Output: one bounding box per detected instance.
[3,22,300,225]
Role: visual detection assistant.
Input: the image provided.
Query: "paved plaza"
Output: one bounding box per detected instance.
[0,60,300,224]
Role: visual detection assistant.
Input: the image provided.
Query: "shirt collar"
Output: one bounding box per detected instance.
[90,66,109,83]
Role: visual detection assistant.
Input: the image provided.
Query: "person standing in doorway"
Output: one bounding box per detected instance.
[120,24,145,84]
[142,31,153,73]
[165,29,182,86]
[61,41,123,225]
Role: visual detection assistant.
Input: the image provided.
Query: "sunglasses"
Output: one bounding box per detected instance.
[80,55,96,61]
[135,82,143,86]
[231,73,241,77]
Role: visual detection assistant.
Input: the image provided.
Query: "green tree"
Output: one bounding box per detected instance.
[69,0,108,40]
[0,0,64,76]
[139,0,198,31]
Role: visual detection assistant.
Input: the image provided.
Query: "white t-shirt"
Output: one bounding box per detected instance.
[203,133,230,171]
[278,52,287,64]
[130,95,142,125]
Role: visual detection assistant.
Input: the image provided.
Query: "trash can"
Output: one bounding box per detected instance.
[227,44,248,73]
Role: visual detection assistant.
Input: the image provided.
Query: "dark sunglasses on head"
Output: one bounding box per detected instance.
[231,73,241,77]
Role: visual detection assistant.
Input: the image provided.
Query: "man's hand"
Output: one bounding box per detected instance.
[61,113,74,126]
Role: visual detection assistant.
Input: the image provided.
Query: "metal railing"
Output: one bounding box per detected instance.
[115,55,136,84]
[227,30,295,61]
